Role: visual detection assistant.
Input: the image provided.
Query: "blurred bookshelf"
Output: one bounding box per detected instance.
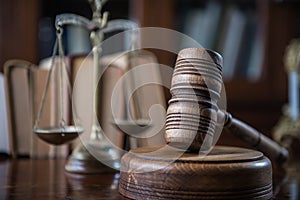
[130,0,300,146]
[1,0,300,147]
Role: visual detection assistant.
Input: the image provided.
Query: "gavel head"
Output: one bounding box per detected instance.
[165,48,223,152]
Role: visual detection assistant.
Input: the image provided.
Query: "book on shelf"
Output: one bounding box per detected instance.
[226,8,264,81]
[70,50,166,150]
[69,55,94,147]
[122,51,166,147]
[233,9,256,78]
[70,53,127,150]
[182,1,223,50]
[37,57,70,158]
[99,54,126,149]
[0,73,10,155]
[246,27,264,81]
[181,2,264,81]
[218,5,248,80]
[4,60,33,157]
[29,66,52,158]
[3,50,167,156]
[4,59,69,158]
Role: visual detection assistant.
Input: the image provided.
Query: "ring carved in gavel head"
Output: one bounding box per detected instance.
[165,48,223,152]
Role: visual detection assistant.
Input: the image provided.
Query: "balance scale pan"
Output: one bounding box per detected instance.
[33,125,84,145]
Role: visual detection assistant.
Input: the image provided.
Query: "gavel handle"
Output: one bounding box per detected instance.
[220,111,289,164]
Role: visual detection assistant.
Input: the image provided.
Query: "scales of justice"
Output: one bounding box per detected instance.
[33,0,144,173]
[33,0,290,199]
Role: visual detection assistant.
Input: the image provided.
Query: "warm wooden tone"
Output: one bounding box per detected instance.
[223,1,300,144]
[164,48,287,163]
[129,0,176,68]
[0,158,127,199]
[0,157,298,199]
[221,111,289,164]
[0,0,39,72]
[119,145,273,200]
[1,0,299,147]
[1,0,297,149]
[165,48,223,151]
[65,145,118,174]
[128,0,300,149]
[118,47,287,199]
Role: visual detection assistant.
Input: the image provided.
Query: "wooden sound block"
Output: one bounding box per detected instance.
[119,145,273,200]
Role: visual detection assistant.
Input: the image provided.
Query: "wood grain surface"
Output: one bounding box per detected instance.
[0,157,298,199]
[119,145,273,200]
[165,48,223,152]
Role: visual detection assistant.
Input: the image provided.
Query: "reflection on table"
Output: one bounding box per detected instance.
[0,157,299,199]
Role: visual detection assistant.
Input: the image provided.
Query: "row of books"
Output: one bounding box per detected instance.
[180,1,264,81]
[0,51,166,158]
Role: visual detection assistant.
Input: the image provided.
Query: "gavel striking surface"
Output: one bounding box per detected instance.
[119,145,273,200]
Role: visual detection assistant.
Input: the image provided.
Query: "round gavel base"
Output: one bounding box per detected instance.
[119,145,272,200]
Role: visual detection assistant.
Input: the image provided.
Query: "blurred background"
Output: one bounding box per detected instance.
[1,0,300,148]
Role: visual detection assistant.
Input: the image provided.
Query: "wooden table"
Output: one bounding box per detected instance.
[0,158,299,199]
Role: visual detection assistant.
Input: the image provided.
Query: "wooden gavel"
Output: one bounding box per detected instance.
[165,48,288,164]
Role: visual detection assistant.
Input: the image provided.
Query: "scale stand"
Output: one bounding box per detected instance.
[54,0,141,173]
[31,0,141,173]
